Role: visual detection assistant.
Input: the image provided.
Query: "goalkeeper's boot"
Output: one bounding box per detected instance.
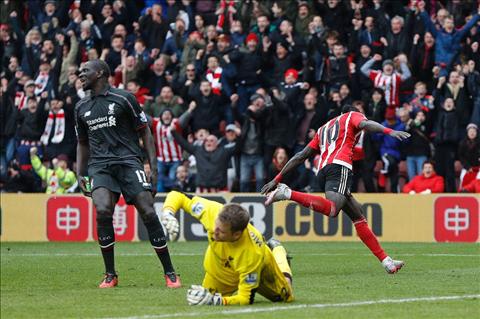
[99,272,118,288]
[382,256,405,274]
[267,238,292,266]
[265,183,291,206]
[165,272,182,288]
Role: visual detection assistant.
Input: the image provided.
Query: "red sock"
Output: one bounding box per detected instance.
[290,191,333,216]
[354,219,387,261]
[378,173,386,188]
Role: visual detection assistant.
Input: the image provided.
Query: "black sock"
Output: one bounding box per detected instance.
[101,248,115,275]
[144,215,175,274]
[97,214,116,274]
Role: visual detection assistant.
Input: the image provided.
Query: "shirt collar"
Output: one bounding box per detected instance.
[92,85,111,97]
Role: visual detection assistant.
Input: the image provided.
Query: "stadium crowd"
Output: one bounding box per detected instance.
[1,0,479,194]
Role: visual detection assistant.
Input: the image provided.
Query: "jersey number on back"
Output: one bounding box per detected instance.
[322,119,340,144]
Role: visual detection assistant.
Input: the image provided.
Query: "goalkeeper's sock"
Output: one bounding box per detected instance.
[144,216,175,274]
[290,191,335,216]
[97,214,116,274]
[271,245,292,280]
[354,218,387,261]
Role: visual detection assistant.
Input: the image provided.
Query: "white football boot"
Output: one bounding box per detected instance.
[382,256,405,274]
[265,183,292,206]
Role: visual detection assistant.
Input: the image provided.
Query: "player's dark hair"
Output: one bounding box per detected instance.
[90,59,111,79]
[218,204,250,233]
[352,100,364,108]
[341,105,358,114]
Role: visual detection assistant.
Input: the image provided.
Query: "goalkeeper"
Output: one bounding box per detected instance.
[161,191,294,306]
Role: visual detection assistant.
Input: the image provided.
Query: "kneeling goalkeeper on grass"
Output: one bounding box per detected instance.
[161,191,294,306]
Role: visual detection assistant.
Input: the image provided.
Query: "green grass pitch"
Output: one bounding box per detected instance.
[1,242,479,319]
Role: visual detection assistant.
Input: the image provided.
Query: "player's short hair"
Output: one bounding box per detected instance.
[422,160,435,168]
[218,204,250,233]
[90,59,111,79]
[352,100,364,108]
[341,105,358,114]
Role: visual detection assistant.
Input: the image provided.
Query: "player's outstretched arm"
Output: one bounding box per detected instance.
[358,120,411,141]
[261,146,317,194]
[76,140,91,196]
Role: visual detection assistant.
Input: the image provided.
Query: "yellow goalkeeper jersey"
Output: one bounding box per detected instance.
[163,191,272,305]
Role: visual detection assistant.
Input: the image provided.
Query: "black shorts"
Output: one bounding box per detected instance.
[88,162,151,204]
[318,164,353,196]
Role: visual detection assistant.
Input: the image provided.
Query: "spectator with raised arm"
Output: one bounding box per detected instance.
[418,0,480,76]
[151,109,184,193]
[361,53,411,109]
[170,123,238,193]
[30,147,76,194]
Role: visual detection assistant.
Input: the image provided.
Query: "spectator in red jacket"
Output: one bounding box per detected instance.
[460,171,480,193]
[402,160,445,194]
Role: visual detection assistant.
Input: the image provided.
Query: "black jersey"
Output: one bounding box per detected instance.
[74,86,148,166]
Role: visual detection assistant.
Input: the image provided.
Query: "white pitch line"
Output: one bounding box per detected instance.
[100,294,480,319]
[1,252,479,257]
[7,253,172,257]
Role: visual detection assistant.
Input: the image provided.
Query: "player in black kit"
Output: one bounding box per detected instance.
[75,59,181,288]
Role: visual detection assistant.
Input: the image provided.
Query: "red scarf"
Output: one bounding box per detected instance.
[206,67,223,95]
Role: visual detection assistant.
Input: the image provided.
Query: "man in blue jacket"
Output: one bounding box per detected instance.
[418,1,480,76]
[375,108,406,193]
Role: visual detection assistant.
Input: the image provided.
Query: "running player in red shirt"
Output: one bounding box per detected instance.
[262,105,410,274]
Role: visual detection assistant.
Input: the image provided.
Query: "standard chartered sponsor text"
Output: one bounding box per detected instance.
[87,116,117,131]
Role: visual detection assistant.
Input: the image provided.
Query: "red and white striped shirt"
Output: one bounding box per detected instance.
[369,70,402,107]
[308,111,367,171]
[152,118,183,162]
